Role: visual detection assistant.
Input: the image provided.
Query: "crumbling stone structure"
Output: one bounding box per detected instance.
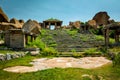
[78,23,91,34]
[104,23,120,48]
[22,19,41,44]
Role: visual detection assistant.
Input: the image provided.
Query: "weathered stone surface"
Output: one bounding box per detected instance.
[87,20,97,29]
[9,29,25,49]
[11,54,19,59]
[10,18,22,28]
[3,57,112,73]
[0,54,6,61]
[6,53,11,60]
[0,7,9,22]
[93,12,110,26]
[22,19,41,35]
[69,21,81,29]
[30,50,40,56]
[0,22,21,31]
[19,19,24,25]
[0,52,26,61]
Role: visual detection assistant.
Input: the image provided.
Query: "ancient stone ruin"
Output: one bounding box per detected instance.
[0,7,41,49]
[103,22,120,47]
[22,19,41,44]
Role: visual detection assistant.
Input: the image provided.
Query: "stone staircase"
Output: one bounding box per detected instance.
[41,29,104,52]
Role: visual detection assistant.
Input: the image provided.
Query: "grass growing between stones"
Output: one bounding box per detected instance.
[0,50,18,54]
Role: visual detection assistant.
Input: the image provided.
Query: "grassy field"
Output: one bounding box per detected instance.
[0,55,120,80]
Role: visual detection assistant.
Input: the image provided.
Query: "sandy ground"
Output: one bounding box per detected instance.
[3,57,112,73]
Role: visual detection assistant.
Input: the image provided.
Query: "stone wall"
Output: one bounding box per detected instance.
[4,31,10,46]
[5,29,25,49]
[10,33,25,49]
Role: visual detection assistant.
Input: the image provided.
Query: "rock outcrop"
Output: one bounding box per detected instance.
[10,18,23,28]
[69,21,81,29]
[0,7,9,22]
[19,19,24,25]
[87,20,97,29]
[22,19,41,36]
[93,12,110,26]
[0,22,21,31]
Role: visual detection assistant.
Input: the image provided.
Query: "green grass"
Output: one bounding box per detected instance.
[109,47,120,53]
[95,35,104,41]
[66,29,78,37]
[0,50,20,54]
[0,55,36,69]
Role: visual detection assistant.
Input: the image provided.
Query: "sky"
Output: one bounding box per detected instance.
[0,0,120,25]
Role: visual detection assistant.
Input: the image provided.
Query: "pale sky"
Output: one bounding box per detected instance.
[0,0,120,25]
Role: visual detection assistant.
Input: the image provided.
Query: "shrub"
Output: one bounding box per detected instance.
[41,47,58,56]
[72,53,84,58]
[66,29,77,36]
[95,35,104,41]
[27,37,45,50]
[113,52,120,67]
[84,48,101,56]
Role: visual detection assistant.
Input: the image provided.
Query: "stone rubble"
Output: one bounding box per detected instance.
[0,52,26,61]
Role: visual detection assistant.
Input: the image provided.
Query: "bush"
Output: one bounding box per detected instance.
[113,52,120,67]
[84,48,101,56]
[27,37,45,50]
[95,35,104,41]
[41,47,58,56]
[72,53,84,58]
[66,29,77,36]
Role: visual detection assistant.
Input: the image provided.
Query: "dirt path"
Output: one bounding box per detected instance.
[3,57,112,73]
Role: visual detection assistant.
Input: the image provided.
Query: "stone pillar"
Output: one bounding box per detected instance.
[49,22,51,29]
[104,29,109,48]
[115,30,119,42]
[34,36,37,40]
[55,22,57,30]
[43,22,46,28]
[25,34,28,44]
[30,35,34,42]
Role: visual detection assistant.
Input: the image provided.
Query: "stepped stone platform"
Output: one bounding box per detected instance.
[41,30,104,52]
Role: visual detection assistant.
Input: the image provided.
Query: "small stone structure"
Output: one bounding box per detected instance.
[43,18,62,30]
[9,29,25,48]
[1,19,41,49]
[79,23,91,34]
[103,22,120,48]
[22,19,41,44]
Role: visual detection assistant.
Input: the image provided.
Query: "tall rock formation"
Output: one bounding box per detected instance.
[0,7,9,22]
[93,12,110,26]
